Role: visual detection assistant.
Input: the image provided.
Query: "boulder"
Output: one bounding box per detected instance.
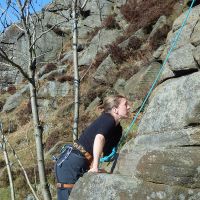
[191,20,200,46]
[79,29,122,66]
[69,173,139,200]
[39,65,68,80]
[138,71,200,135]
[85,97,101,113]
[93,55,118,84]
[114,78,126,95]
[38,81,71,98]
[166,24,193,50]
[2,85,29,112]
[152,45,165,59]
[124,62,161,100]
[148,15,167,41]
[2,92,23,113]
[172,5,200,31]
[158,62,175,83]
[168,43,198,72]
[78,0,117,40]
[193,45,200,66]
[59,51,73,64]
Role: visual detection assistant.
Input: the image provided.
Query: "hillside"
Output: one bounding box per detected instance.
[1,0,200,199]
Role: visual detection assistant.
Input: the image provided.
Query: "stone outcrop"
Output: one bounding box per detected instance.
[93,55,118,84]
[124,62,162,100]
[38,80,71,98]
[1,1,200,199]
[2,85,29,112]
[79,29,123,66]
[70,5,200,200]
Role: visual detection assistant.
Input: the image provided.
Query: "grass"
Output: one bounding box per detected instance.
[0,188,11,200]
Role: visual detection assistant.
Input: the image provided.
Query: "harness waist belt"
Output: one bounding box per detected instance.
[57,183,74,189]
[73,142,93,164]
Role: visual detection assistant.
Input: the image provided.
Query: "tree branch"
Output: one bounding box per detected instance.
[81,0,89,10]
[0,49,31,83]
[29,20,68,50]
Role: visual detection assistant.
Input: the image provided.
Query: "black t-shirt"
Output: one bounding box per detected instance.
[78,112,122,156]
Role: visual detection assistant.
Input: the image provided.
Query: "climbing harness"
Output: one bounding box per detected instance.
[100,0,196,163]
[57,146,73,167]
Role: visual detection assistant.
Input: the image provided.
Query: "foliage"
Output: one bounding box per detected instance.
[43,63,57,75]
[106,44,127,64]
[16,100,32,126]
[102,15,120,30]
[7,85,17,95]
[127,36,143,51]
[57,75,73,83]
[121,0,178,34]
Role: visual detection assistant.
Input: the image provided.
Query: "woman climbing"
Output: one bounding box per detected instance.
[55,95,130,200]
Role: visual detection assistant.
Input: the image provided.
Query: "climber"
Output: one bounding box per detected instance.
[55,95,130,200]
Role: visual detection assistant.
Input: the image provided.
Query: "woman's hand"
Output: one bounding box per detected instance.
[88,167,99,173]
[88,167,108,173]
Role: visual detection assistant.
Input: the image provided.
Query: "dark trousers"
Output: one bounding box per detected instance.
[55,149,89,200]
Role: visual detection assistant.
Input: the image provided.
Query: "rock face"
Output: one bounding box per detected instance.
[124,62,162,100]
[70,5,200,200]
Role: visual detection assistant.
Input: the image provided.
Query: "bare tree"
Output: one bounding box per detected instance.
[0,122,15,200]
[71,0,90,141]
[72,0,79,141]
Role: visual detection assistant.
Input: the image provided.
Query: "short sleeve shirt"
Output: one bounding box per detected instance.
[78,112,122,156]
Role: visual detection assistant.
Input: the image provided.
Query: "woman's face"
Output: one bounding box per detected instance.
[116,98,130,119]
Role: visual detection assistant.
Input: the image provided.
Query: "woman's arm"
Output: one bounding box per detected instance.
[88,134,105,172]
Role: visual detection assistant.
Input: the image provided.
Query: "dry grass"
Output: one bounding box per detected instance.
[121,0,178,35]
[91,51,109,69]
[7,85,17,95]
[43,63,57,74]
[62,39,72,53]
[0,111,19,134]
[118,61,140,81]
[102,15,120,30]
[56,75,73,83]
[86,27,101,43]
[106,44,127,64]
[15,100,32,126]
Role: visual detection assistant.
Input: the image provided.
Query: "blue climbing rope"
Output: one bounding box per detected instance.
[100,0,196,163]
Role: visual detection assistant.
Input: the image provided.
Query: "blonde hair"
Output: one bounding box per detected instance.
[99,95,126,112]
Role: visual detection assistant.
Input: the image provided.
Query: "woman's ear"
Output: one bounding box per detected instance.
[112,107,118,114]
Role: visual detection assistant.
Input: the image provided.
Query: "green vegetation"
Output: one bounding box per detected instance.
[0,188,11,200]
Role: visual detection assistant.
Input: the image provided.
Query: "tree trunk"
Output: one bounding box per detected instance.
[29,82,52,200]
[0,124,15,200]
[72,0,79,141]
